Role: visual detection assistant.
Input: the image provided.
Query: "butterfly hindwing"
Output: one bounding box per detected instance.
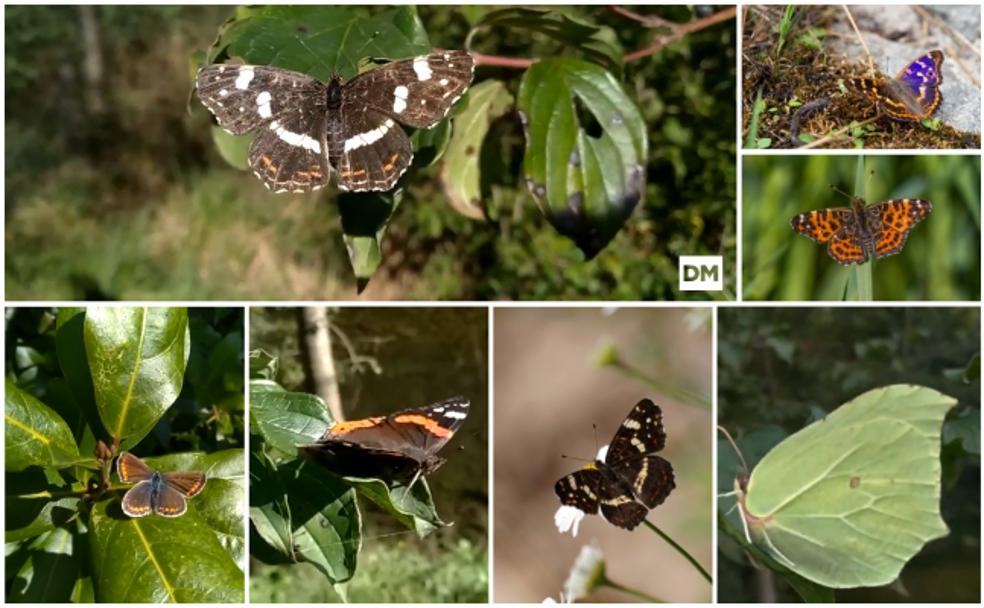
[849,50,944,122]
[331,108,414,192]
[554,467,605,515]
[120,480,155,518]
[609,454,675,509]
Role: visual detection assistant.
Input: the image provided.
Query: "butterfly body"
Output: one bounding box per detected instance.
[850,50,943,122]
[117,452,206,518]
[196,51,475,193]
[299,397,469,484]
[790,197,932,265]
[554,399,675,531]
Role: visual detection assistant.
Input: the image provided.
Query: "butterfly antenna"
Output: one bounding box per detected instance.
[828,183,853,201]
[717,425,749,476]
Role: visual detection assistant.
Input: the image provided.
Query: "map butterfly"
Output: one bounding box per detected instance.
[849,51,943,122]
[554,399,675,531]
[790,196,932,265]
[196,50,474,193]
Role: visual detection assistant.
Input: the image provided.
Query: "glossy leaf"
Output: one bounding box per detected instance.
[84,307,190,447]
[90,452,244,602]
[339,189,403,290]
[8,527,82,602]
[441,79,515,219]
[53,310,103,439]
[250,452,360,584]
[249,380,333,455]
[348,476,444,535]
[210,5,430,79]
[5,379,80,471]
[518,58,647,258]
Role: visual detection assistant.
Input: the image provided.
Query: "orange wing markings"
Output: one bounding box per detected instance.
[790,198,931,265]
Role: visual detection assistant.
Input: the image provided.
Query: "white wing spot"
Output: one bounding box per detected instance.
[256,90,273,119]
[343,119,395,153]
[238,107,245,113]
[218,89,229,97]
[235,68,255,90]
[392,85,409,114]
[439,78,449,86]
[413,56,432,81]
[269,120,321,153]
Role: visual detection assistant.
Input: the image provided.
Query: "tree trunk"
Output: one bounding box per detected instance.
[298,307,343,421]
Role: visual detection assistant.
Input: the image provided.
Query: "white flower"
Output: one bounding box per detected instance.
[555,505,586,537]
[595,444,609,461]
[563,541,605,601]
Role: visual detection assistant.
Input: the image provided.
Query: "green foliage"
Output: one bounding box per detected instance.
[4,307,246,603]
[6,5,736,300]
[743,155,981,301]
[717,307,981,603]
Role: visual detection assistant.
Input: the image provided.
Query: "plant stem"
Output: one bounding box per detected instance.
[643,519,713,584]
[608,358,711,410]
[602,577,665,603]
[853,156,873,301]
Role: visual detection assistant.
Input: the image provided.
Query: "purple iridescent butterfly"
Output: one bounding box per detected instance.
[849,50,944,122]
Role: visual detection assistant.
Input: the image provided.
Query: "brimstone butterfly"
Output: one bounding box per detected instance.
[723,384,957,589]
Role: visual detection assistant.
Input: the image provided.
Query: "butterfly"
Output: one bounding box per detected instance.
[790,196,932,265]
[117,452,207,518]
[554,399,675,531]
[849,50,944,122]
[298,396,469,489]
[196,50,474,193]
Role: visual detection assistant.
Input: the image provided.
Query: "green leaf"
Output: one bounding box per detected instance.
[84,307,190,446]
[89,494,244,603]
[54,310,103,439]
[6,466,81,541]
[249,380,332,455]
[249,349,279,380]
[249,452,360,584]
[210,6,430,80]
[349,476,444,534]
[339,190,403,289]
[8,527,83,602]
[5,379,80,471]
[517,58,647,259]
[734,385,956,589]
[441,79,514,220]
[471,8,622,75]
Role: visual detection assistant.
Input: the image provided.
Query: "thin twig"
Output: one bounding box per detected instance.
[841,5,874,73]
[608,5,674,29]
[800,116,879,149]
[624,7,736,63]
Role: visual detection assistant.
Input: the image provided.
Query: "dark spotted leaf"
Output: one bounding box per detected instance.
[518,58,647,258]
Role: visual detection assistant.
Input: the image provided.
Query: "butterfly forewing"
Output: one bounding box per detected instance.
[789,208,853,244]
[554,468,604,514]
[866,198,932,258]
[162,471,208,498]
[610,455,675,509]
[850,50,944,122]
[196,65,326,135]
[117,452,154,483]
[344,50,476,128]
[606,398,666,465]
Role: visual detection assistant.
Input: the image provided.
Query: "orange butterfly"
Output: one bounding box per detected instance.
[790,197,932,265]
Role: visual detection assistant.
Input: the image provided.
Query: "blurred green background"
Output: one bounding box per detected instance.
[249,307,487,602]
[717,307,980,603]
[5,5,736,301]
[742,155,980,301]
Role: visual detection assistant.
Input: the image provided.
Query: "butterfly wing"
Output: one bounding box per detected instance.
[330,51,475,192]
[827,225,867,265]
[161,471,207,498]
[599,493,650,531]
[606,399,666,466]
[196,64,330,192]
[893,50,944,119]
[790,207,853,244]
[120,480,155,518]
[151,482,189,518]
[343,51,475,129]
[609,455,675,509]
[866,198,932,259]
[554,467,605,515]
[117,452,154,483]
[330,108,414,192]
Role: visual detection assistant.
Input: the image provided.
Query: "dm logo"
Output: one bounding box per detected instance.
[679,256,723,291]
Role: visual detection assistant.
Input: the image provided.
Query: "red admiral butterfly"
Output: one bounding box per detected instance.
[299,396,469,487]
[555,399,675,530]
